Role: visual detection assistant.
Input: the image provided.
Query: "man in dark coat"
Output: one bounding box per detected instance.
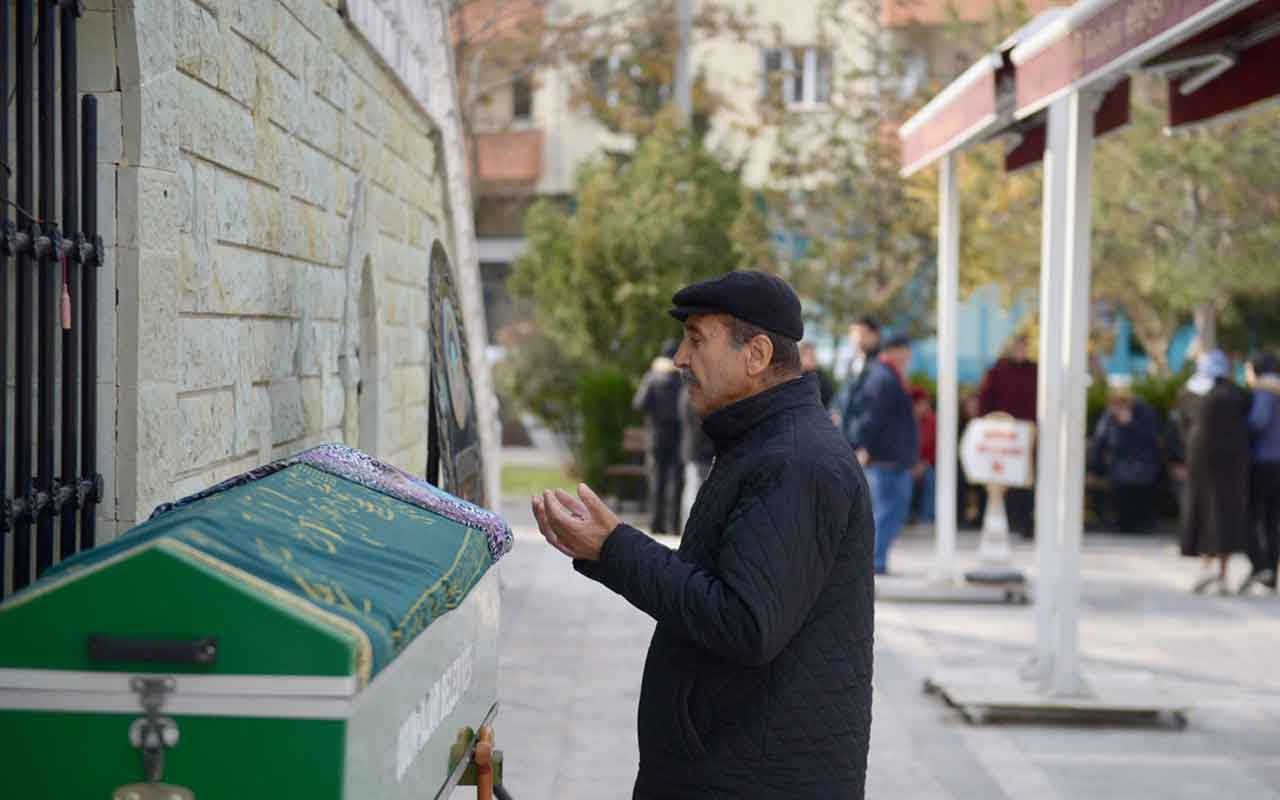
[831,316,881,438]
[847,334,919,574]
[800,341,836,407]
[634,341,685,533]
[678,383,715,529]
[532,271,874,799]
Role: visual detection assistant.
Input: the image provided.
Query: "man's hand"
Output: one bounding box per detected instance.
[855,448,870,467]
[531,483,620,561]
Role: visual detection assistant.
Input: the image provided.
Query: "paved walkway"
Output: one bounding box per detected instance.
[482,498,1280,800]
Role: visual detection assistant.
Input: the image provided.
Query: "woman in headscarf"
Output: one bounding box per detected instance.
[1177,350,1252,593]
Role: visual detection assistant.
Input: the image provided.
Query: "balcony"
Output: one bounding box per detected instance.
[470,129,544,187]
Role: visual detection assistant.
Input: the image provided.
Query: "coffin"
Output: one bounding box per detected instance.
[0,445,513,799]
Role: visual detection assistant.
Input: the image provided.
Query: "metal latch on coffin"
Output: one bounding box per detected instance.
[112,677,195,800]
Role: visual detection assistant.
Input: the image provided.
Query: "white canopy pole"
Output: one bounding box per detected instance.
[1024,96,1069,684]
[1050,87,1097,697]
[932,153,961,583]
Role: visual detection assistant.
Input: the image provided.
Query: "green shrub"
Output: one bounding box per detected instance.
[493,326,582,447]
[575,368,639,487]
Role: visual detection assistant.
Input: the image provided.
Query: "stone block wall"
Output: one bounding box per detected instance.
[96,0,465,531]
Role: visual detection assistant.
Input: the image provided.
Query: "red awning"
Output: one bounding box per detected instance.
[1012,0,1250,117]
[899,55,1003,176]
[1004,77,1132,171]
[1158,0,1280,126]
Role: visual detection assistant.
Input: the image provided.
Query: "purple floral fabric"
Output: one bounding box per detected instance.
[151,444,513,562]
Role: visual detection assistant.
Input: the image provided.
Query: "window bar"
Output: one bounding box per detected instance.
[0,0,11,595]
[59,0,80,561]
[35,0,57,577]
[12,0,35,592]
[79,94,98,553]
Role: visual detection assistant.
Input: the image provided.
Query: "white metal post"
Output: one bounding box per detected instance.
[932,153,960,583]
[1023,96,1069,684]
[1049,88,1096,697]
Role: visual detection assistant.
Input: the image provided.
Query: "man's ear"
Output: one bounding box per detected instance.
[746,334,774,378]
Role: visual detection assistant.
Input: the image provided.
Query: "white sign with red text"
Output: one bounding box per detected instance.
[960,416,1035,488]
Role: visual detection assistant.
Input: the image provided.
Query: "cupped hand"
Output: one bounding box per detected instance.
[531,483,620,561]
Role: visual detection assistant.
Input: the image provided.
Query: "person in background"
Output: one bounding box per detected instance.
[957,392,986,529]
[831,317,882,437]
[1087,376,1163,533]
[848,334,919,574]
[978,335,1037,537]
[910,386,937,525]
[634,341,684,534]
[801,342,836,408]
[1177,350,1252,594]
[1240,353,1280,594]
[678,382,715,530]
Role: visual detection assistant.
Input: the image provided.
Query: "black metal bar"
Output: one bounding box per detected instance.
[0,0,11,597]
[13,0,35,592]
[35,0,57,577]
[87,635,220,667]
[79,94,97,552]
[59,0,79,562]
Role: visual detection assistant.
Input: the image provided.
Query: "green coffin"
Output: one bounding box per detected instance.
[0,447,512,799]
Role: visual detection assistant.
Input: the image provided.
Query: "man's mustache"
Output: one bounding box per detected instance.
[681,368,698,387]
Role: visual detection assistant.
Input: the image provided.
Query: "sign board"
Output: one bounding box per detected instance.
[960,416,1035,487]
[1013,0,1232,115]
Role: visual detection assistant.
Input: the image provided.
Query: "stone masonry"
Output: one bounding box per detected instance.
[81,0,481,536]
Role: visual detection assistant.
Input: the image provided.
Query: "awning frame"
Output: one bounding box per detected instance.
[1011,0,1259,117]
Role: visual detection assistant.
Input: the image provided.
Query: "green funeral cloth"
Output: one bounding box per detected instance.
[43,464,494,678]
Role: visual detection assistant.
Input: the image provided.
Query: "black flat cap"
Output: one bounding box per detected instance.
[669,270,804,341]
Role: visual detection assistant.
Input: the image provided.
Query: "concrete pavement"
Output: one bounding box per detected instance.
[482,499,1280,799]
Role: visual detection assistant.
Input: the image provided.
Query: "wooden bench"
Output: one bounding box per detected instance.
[602,426,649,510]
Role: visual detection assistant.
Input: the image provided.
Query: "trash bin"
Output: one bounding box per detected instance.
[0,445,513,799]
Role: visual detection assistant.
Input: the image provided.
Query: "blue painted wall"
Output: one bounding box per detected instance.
[816,286,1198,388]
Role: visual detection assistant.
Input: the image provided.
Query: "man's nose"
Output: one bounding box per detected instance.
[673,340,690,368]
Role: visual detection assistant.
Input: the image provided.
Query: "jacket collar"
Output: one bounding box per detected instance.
[701,374,819,453]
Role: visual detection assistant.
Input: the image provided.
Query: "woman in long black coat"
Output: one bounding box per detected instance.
[1177,350,1252,594]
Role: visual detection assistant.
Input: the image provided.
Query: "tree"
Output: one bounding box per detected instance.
[743,0,940,334]
[450,0,757,186]
[959,73,1280,371]
[508,114,768,380]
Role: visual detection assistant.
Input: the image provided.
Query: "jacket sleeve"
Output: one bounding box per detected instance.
[851,367,896,456]
[574,458,854,667]
[1088,412,1111,473]
[633,373,653,414]
[978,364,998,416]
[1250,391,1274,433]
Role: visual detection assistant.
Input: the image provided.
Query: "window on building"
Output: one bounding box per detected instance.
[512,76,533,121]
[899,53,927,100]
[589,54,622,108]
[762,47,833,108]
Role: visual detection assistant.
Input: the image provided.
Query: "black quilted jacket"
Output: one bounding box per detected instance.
[576,374,875,798]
